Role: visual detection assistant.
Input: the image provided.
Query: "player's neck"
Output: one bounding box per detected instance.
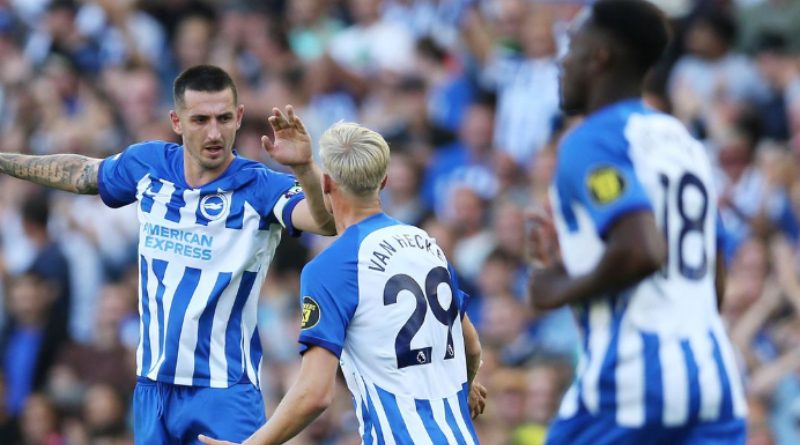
[332,195,382,234]
[183,155,234,189]
[586,76,643,114]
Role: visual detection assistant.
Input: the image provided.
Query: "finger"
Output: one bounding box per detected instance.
[273,107,288,127]
[198,435,227,445]
[525,208,548,223]
[289,107,309,135]
[526,209,555,231]
[541,217,557,234]
[532,215,555,232]
[261,135,274,154]
[268,115,281,132]
[530,230,546,261]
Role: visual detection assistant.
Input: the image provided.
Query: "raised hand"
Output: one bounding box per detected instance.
[261,105,312,168]
[525,207,561,268]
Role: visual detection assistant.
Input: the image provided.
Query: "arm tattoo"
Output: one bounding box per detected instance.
[0,153,101,194]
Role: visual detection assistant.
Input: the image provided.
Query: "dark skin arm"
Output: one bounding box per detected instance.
[0,153,101,194]
[529,210,667,310]
[715,250,726,311]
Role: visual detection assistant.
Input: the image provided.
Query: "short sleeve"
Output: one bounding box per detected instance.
[447,263,469,317]
[556,131,652,237]
[259,170,306,237]
[97,142,154,208]
[297,261,357,358]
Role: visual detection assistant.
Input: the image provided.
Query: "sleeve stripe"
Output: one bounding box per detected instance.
[272,186,303,228]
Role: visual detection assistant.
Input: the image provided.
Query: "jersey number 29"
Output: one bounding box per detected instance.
[383,267,459,369]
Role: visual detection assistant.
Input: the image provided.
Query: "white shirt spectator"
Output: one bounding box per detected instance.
[328,19,414,76]
[482,51,561,166]
[382,0,459,48]
[75,2,166,67]
[669,53,768,112]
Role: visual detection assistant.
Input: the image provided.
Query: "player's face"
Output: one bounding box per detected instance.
[171,88,243,174]
[559,13,593,115]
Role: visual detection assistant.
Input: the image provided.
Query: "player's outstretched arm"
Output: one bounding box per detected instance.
[0,153,101,194]
[198,346,339,445]
[530,210,666,310]
[262,106,336,236]
[714,249,726,311]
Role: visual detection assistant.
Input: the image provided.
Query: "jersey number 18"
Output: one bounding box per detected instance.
[658,172,709,280]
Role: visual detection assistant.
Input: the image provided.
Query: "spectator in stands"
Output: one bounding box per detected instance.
[0,273,64,416]
[669,11,767,134]
[20,193,71,338]
[463,4,561,167]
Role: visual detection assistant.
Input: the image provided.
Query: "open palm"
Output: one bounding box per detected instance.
[261,105,312,168]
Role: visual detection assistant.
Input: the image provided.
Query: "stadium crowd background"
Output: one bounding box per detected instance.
[0,0,798,443]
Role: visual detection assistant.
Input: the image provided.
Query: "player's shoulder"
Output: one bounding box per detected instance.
[302,230,361,293]
[560,100,660,158]
[105,140,179,178]
[231,157,295,184]
[219,157,299,208]
[123,140,181,158]
[307,234,356,270]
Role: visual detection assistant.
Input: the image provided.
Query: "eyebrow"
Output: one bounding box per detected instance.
[189,111,235,119]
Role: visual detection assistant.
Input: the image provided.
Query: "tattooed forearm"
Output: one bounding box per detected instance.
[0,153,101,194]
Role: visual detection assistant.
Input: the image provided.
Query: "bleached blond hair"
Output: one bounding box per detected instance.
[319,122,390,197]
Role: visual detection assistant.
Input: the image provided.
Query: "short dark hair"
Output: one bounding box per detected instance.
[755,31,788,55]
[591,0,671,76]
[173,65,238,108]
[697,12,737,48]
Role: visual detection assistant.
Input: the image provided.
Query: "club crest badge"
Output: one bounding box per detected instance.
[199,193,229,221]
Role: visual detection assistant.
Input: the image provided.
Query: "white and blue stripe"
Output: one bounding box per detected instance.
[562,305,746,427]
[550,101,746,435]
[98,141,303,388]
[351,380,477,445]
[297,215,479,443]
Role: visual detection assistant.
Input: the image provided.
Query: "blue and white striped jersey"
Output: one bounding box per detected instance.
[297,213,479,445]
[97,141,304,388]
[550,100,746,428]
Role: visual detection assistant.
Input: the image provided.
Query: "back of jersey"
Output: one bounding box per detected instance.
[551,100,746,428]
[297,213,478,445]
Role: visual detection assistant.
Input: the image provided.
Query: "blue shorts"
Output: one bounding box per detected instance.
[545,410,746,445]
[133,378,267,445]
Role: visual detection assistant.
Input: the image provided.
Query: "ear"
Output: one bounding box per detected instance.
[236,104,245,130]
[169,110,182,135]
[379,175,388,191]
[591,45,612,74]
[322,173,333,194]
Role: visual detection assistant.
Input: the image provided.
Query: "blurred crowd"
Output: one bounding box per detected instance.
[0,0,799,444]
